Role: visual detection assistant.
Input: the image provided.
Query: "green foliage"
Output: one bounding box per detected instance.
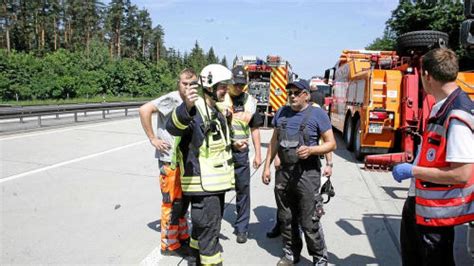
[187,41,207,73]
[365,30,396,51]
[368,0,466,56]
[206,47,219,64]
[220,56,228,68]
[0,47,177,101]
[1,0,227,102]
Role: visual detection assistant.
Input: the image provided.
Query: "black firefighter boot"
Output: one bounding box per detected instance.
[186,248,200,266]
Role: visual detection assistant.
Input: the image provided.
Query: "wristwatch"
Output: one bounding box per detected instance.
[326,162,333,167]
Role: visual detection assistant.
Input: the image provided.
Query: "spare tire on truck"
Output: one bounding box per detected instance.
[396,30,449,55]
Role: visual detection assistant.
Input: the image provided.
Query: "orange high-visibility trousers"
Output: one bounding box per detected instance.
[159,163,190,251]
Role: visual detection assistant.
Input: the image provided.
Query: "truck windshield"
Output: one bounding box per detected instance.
[317,85,331,97]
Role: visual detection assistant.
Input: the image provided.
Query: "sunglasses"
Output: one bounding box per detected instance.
[288,90,304,97]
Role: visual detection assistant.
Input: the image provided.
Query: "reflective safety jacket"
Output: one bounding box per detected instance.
[223,93,257,141]
[415,88,474,227]
[167,97,234,195]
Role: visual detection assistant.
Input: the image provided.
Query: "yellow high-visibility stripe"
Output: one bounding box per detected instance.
[200,252,223,265]
[231,120,250,139]
[190,238,199,250]
[181,175,203,192]
[172,110,188,130]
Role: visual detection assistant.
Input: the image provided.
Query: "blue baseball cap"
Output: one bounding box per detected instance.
[286,79,310,92]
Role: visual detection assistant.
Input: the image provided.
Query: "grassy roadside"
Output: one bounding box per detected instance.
[0,96,155,107]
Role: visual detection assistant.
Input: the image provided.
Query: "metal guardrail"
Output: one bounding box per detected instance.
[0,101,146,126]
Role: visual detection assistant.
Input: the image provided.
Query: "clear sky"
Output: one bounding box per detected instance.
[122,0,398,79]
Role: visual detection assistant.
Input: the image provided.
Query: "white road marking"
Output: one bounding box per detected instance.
[139,246,163,266]
[0,118,138,141]
[0,140,147,184]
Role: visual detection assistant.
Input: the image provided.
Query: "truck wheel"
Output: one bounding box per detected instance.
[353,119,365,161]
[396,30,449,55]
[344,116,354,151]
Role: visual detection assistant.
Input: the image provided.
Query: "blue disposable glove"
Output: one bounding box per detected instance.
[392,163,414,183]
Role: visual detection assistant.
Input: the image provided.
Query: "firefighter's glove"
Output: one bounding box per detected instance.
[392,163,414,183]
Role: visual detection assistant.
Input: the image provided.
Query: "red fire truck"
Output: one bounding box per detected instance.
[234,55,294,126]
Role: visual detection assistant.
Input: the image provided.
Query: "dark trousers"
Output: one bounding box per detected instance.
[400,196,455,266]
[190,193,225,262]
[275,166,327,261]
[233,150,251,233]
[400,196,422,266]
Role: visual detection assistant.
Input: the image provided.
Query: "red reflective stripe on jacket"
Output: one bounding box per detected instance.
[415,121,474,226]
[416,213,474,227]
[415,89,474,227]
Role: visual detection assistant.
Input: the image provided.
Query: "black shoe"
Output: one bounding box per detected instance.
[186,256,198,266]
[266,225,281,238]
[313,257,328,266]
[236,232,248,243]
[277,255,300,266]
[161,246,190,257]
[186,249,200,266]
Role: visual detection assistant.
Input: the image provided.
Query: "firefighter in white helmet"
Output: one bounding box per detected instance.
[167,64,237,266]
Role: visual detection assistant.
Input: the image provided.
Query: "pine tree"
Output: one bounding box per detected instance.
[1,1,18,53]
[220,56,228,68]
[122,2,140,58]
[11,0,36,51]
[82,0,104,52]
[206,47,218,64]
[49,0,61,51]
[106,0,126,58]
[137,8,152,59]
[188,41,206,72]
[150,24,164,62]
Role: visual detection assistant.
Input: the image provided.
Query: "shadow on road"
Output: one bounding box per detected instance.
[223,203,282,257]
[334,213,401,264]
[328,252,378,265]
[335,219,363,236]
[332,130,359,163]
[381,186,409,200]
[147,219,161,233]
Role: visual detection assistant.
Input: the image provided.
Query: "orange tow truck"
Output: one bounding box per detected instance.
[325,32,474,163]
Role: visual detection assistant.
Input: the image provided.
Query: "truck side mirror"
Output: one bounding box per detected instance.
[460,19,474,58]
[465,0,473,18]
[324,68,335,85]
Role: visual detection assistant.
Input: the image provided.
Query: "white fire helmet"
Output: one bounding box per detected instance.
[199,64,232,88]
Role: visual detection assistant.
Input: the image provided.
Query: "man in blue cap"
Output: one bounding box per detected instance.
[226,65,263,244]
[262,79,337,266]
